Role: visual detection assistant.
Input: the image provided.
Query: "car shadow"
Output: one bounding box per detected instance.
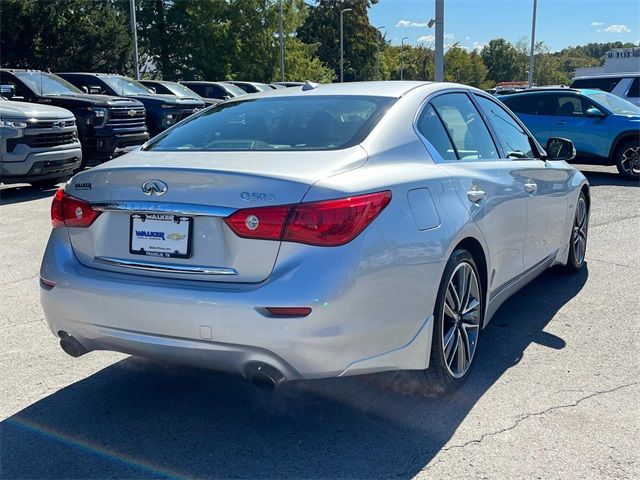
[575,166,638,188]
[0,184,59,206]
[1,266,588,479]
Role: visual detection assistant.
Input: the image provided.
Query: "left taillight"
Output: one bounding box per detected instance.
[51,189,101,228]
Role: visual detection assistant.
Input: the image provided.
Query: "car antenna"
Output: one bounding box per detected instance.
[302,81,319,91]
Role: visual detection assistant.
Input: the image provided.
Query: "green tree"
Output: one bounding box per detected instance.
[481,38,525,84]
[1,0,132,73]
[298,0,379,81]
[444,43,488,87]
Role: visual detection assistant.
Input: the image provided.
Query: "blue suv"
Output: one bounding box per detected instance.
[501,88,640,179]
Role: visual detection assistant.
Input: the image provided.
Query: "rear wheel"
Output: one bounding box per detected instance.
[417,249,484,394]
[564,192,589,273]
[615,140,640,180]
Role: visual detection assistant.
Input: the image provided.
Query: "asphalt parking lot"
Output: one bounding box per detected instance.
[1,164,638,480]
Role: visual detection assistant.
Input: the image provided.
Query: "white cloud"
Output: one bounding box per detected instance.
[418,34,435,43]
[590,21,604,27]
[396,19,430,28]
[601,24,631,33]
[465,36,471,41]
[445,33,455,40]
[472,42,486,51]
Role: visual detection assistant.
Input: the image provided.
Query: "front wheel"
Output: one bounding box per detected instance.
[419,249,484,394]
[615,140,640,180]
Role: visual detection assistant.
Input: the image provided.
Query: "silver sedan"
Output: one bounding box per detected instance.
[40,81,589,393]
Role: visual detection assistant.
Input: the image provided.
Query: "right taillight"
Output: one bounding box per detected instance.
[51,189,101,228]
[224,191,391,247]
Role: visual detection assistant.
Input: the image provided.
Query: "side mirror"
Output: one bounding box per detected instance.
[585,107,606,118]
[545,137,576,161]
[222,95,231,100]
[147,87,156,94]
[0,84,15,99]
[81,86,89,94]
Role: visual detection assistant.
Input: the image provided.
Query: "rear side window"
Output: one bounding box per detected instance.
[502,94,552,115]
[571,77,622,92]
[145,95,395,151]
[416,104,457,161]
[475,96,535,159]
[431,93,498,160]
[185,83,206,96]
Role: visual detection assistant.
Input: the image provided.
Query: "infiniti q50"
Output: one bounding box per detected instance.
[40,82,589,393]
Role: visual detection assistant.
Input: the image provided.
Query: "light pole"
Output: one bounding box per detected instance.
[434,0,444,82]
[376,25,386,80]
[279,0,285,82]
[129,0,140,80]
[400,37,409,80]
[528,0,538,87]
[340,8,352,82]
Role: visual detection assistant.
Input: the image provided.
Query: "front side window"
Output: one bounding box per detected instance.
[145,95,395,152]
[431,93,498,160]
[12,71,83,96]
[555,95,584,116]
[101,76,153,96]
[476,95,535,159]
[416,103,457,161]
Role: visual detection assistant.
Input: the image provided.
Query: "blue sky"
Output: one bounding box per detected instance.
[366,0,640,51]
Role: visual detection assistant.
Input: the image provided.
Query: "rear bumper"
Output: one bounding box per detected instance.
[0,146,82,183]
[40,228,438,381]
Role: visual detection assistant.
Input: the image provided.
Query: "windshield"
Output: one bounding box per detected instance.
[102,76,153,96]
[165,82,203,99]
[14,71,83,96]
[145,95,394,152]
[584,91,640,115]
[221,83,248,97]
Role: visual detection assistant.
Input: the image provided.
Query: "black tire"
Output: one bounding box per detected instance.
[614,140,640,180]
[30,176,70,189]
[564,191,589,273]
[409,248,485,395]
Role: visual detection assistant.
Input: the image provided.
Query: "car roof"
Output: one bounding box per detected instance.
[57,72,126,77]
[181,81,234,86]
[226,81,444,99]
[573,72,640,79]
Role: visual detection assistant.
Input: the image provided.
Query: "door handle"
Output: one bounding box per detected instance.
[467,186,487,203]
[524,181,538,194]
[557,120,567,125]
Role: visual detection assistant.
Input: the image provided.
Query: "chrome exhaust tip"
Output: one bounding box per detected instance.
[58,331,88,358]
[246,362,284,392]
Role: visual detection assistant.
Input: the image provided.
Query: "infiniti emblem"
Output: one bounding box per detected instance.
[141,180,168,196]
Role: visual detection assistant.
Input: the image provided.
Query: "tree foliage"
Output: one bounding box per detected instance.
[1,0,637,87]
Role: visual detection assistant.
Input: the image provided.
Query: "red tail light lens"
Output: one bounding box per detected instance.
[224,191,391,246]
[51,189,101,228]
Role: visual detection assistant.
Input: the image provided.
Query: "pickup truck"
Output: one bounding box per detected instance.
[0,69,149,165]
[1,94,81,187]
[58,73,205,137]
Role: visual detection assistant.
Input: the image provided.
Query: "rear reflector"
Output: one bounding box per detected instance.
[51,189,101,228]
[224,191,391,246]
[265,307,312,317]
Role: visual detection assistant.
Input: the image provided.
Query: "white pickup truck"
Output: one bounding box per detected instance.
[1,95,82,188]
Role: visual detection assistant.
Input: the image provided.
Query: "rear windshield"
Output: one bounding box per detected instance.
[145,95,395,151]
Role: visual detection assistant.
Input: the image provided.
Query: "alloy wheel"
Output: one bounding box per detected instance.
[572,196,588,266]
[620,146,640,177]
[441,262,481,379]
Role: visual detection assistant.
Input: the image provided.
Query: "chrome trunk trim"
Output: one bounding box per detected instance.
[94,256,239,276]
[91,201,235,217]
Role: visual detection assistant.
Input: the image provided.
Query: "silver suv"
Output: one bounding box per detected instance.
[1,96,82,187]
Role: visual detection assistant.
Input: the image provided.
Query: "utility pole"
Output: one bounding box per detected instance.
[434,0,444,82]
[129,0,140,80]
[401,37,409,80]
[376,26,386,80]
[279,0,285,82]
[528,0,538,87]
[340,8,352,82]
